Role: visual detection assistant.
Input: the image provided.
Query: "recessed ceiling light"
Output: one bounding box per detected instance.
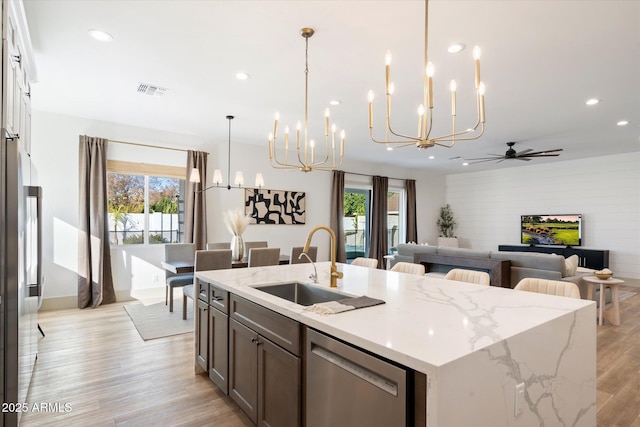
[387,146,393,151]
[235,72,251,80]
[428,155,435,160]
[329,100,341,106]
[617,120,629,126]
[447,43,465,54]
[462,162,469,166]
[88,29,113,42]
[585,98,600,106]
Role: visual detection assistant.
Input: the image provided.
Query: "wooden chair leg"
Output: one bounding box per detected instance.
[165,285,168,305]
[169,287,174,312]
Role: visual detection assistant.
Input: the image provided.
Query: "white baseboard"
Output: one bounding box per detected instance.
[40,287,167,311]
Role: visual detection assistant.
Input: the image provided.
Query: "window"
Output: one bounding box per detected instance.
[343,185,405,261]
[107,161,186,246]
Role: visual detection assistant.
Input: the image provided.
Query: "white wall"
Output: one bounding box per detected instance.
[31,110,444,307]
[445,153,640,279]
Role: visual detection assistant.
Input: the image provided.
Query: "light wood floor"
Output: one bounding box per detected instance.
[21,284,640,426]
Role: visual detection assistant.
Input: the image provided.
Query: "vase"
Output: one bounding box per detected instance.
[231,235,244,261]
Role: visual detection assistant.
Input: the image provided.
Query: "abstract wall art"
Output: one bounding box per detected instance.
[244,188,306,225]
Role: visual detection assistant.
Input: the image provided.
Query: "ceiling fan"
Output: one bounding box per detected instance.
[467,142,563,164]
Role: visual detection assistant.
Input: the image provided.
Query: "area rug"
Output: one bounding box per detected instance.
[124,298,194,341]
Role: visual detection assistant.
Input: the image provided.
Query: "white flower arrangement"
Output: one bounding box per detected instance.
[222,208,251,236]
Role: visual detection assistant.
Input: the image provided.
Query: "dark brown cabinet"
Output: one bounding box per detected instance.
[229,296,301,427]
[208,303,229,393]
[196,299,208,372]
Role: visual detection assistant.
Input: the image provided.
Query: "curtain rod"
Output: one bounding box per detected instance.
[108,138,208,154]
[344,170,410,182]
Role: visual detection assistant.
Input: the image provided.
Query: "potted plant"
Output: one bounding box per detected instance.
[437,204,458,248]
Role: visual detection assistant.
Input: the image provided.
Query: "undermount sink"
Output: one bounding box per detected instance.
[254,282,350,306]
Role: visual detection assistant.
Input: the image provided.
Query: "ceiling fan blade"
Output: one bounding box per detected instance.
[469,158,499,164]
[466,156,502,161]
[523,148,563,156]
[523,153,562,158]
[516,157,531,161]
[515,148,533,156]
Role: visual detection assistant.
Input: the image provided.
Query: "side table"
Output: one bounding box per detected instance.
[582,275,625,326]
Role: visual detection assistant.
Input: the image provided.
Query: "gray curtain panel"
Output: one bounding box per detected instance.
[329,170,346,263]
[78,135,116,308]
[370,175,388,269]
[405,179,418,243]
[185,150,208,250]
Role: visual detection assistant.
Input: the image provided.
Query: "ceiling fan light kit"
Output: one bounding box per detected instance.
[367,0,486,151]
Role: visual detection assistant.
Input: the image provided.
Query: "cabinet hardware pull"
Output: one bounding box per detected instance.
[251,338,258,343]
[212,296,224,301]
[12,54,21,63]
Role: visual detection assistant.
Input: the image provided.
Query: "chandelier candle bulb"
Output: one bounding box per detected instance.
[296,121,301,149]
[284,126,289,151]
[450,80,457,116]
[331,124,336,149]
[367,90,374,128]
[310,140,315,163]
[385,50,391,93]
[324,108,330,136]
[473,46,481,88]
[274,112,280,138]
[418,104,425,137]
[340,131,345,157]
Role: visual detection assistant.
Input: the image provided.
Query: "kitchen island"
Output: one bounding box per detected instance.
[195,261,596,427]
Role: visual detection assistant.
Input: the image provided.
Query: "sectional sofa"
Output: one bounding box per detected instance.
[389,244,595,298]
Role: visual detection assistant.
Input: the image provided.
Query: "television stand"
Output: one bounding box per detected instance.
[498,245,609,270]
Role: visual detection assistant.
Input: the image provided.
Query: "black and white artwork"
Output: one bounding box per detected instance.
[244,188,306,225]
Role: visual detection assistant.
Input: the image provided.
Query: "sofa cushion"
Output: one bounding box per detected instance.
[437,247,491,259]
[491,251,565,274]
[563,255,579,276]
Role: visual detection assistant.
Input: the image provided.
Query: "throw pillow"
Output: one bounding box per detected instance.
[564,255,579,276]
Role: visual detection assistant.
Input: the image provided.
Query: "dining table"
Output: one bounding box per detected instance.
[161,254,290,274]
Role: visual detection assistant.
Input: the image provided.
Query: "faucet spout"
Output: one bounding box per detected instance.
[302,225,343,288]
[299,252,318,283]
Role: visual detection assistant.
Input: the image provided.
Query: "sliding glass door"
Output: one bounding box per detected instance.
[343,186,406,262]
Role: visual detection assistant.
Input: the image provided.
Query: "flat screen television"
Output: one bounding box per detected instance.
[521,214,582,246]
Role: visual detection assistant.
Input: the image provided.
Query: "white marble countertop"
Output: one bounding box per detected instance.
[195,262,593,375]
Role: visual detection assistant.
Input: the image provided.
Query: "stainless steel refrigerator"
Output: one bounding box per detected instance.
[1,130,42,426]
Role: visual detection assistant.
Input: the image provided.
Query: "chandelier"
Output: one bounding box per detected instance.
[367,0,486,150]
[268,28,345,172]
[190,115,264,190]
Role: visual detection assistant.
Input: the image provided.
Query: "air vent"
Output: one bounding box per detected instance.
[137,83,168,96]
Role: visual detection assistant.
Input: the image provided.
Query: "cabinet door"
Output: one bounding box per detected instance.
[258,336,301,427]
[208,306,228,394]
[229,318,258,424]
[196,299,208,371]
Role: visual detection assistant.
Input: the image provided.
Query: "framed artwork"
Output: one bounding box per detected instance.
[244,188,306,224]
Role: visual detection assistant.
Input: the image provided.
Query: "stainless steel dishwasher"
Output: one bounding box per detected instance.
[306,328,409,427]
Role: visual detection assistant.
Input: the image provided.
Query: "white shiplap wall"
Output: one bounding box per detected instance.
[445,152,640,279]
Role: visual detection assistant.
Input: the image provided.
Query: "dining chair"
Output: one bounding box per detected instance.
[390,262,425,276]
[248,247,281,267]
[244,241,268,255]
[350,257,378,269]
[206,242,229,250]
[183,249,232,320]
[514,278,580,299]
[165,243,196,312]
[444,268,491,285]
[290,246,318,264]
